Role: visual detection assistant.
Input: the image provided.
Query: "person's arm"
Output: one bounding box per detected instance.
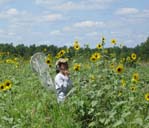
[55,75,64,93]
[62,75,73,94]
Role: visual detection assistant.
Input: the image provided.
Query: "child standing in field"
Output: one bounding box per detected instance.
[55,58,72,103]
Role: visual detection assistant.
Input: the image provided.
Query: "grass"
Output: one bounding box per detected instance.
[0,57,149,128]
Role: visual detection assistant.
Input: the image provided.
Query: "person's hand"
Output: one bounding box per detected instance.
[64,70,69,76]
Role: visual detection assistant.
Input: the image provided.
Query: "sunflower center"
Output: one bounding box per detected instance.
[6,83,10,86]
[75,67,79,71]
[1,86,4,89]
[118,68,122,72]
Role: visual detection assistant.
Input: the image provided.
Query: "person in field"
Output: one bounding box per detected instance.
[55,58,72,103]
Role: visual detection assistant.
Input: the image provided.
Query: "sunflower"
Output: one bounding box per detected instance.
[4,80,12,90]
[93,52,101,60]
[145,93,149,101]
[111,39,116,45]
[116,64,124,74]
[73,41,80,50]
[56,50,66,58]
[131,53,137,60]
[96,43,102,49]
[102,37,105,42]
[132,73,139,82]
[90,55,97,62]
[59,50,65,56]
[73,64,81,71]
[45,58,51,65]
[0,83,6,91]
[130,86,136,92]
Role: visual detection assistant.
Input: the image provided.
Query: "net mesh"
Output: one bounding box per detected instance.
[30,52,55,91]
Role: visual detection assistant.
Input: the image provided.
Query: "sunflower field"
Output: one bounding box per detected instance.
[0,38,149,128]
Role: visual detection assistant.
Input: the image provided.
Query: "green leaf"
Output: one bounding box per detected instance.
[37,102,42,110]
[91,100,98,107]
[88,108,94,114]
[97,90,103,97]
[99,118,105,123]
[145,115,149,121]
[116,101,127,106]
[2,116,13,124]
[89,121,96,127]
[104,118,111,125]
[133,118,143,126]
[109,111,117,119]
[12,124,20,128]
[113,120,123,127]
[122,111,131,118]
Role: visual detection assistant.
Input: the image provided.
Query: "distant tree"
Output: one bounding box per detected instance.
[0,37,149,61]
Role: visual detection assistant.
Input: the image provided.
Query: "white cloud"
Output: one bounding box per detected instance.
[0,8,63,25]
[35,0,66,5]
[0,8,24,19]
[53,1,80,10]
[35,0,118,10]
[50,30,61,35]
[133,9,149,19]
[62,20,105,33]
[85,32,98,36]
[115,8,139,15]
[6,8,19,15]
[51,1,103,10]
[41,14,63,22]
[74,21,105,28]
[115,8,149,24]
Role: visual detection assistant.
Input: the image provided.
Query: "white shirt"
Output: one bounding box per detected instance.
[55,72,72,102]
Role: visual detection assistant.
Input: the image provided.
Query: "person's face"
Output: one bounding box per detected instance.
[59,63,68,72]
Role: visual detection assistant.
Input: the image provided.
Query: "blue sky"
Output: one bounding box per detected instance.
[0,0,148,48]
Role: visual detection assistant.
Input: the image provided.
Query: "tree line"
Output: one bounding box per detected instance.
[0,37,149,61]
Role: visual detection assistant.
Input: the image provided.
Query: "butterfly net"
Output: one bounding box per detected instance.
[30,52,55,91]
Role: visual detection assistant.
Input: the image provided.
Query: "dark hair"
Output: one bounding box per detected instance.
[56,62,68,73]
